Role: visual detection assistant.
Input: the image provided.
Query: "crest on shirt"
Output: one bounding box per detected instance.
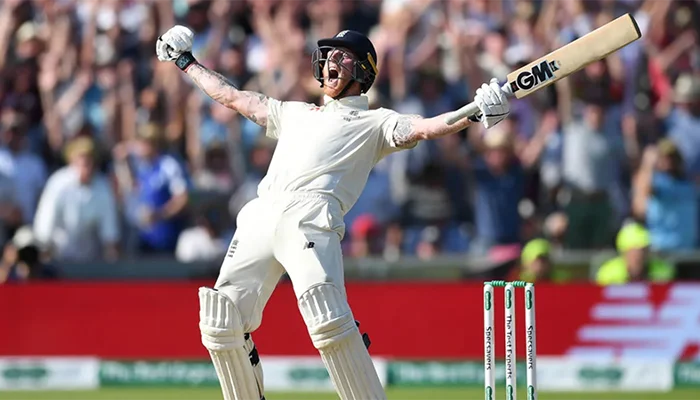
[343,110,360,122]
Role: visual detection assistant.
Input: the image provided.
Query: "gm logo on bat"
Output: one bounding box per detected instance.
[509,60,561,93]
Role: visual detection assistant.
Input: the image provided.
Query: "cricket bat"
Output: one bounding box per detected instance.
[445,13,642,125]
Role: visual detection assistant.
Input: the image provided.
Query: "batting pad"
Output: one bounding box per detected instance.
[299,284,386,400]
[199,287,261,400]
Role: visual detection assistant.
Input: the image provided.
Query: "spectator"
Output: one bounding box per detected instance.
[518,238,554,283]
[514,237,571,283]
[347,213,383,259]
[3,60,43,144]
[0,225,57,284]
[632,139,698,251]
[192,142,237,194]
[0,109,36,245]
[560,101,621,249]
[415,225,442,261]
[542,211,568,251]
[0,0,698,269]
[470,125,525,255]
[383,222,403,262]
[33,136,120,262]
[175,208,227,264]
[228,137,274,223]
[399,155,459,254]
[477,26,510,81]
[0,170,14,246]
[118,123,189,255]
[667,74,700,182]
[596,223,675,286]
[344,156,400,238]
[0,107,47,225]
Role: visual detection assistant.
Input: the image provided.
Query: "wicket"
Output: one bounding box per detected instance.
[483,280,537,400]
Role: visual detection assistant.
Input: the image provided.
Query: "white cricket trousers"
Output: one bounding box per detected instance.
[214,192,346,333]
[209,192,386,400]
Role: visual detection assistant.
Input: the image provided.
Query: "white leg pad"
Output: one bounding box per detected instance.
[299,284,386,400]
[199,287,261,400]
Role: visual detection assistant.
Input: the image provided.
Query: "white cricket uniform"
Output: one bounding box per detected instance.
[214,95,413,333]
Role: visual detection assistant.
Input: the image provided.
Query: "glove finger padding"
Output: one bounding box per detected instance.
[164,25,194,52]
[169,33,192,52]
[156,37,177,61]
[482,83,500,107]
[156,25,194,62]
[475,87,495,118]
[490,78,506,104]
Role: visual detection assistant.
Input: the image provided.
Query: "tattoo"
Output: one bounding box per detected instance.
[392,114,422,147]
[186,64,269,127]
[187,64,238,103]
[237,92,269,125]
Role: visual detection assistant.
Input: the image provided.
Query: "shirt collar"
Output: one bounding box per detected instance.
[322,95,369,110]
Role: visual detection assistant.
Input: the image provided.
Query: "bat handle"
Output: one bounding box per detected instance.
[444,102,480,125]
[444,83,513,126]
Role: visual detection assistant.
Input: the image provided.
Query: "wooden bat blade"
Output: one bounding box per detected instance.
[506,13,641,99]
[444,13,641,125]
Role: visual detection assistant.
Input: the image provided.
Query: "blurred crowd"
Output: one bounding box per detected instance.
[0,0,700,284]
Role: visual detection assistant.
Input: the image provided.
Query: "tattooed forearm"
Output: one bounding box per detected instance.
[392,114,422,147]
[186,63,270,127]
[393,109,473,145]
[186,63,238,105]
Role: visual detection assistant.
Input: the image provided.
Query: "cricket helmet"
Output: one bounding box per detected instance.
[312,30,378,94]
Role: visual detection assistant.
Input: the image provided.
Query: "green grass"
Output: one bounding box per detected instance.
[2,387,700,400]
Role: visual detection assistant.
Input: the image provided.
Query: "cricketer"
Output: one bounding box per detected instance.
[156,25,509,400]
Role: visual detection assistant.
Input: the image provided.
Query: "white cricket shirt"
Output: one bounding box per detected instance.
[259,95,414,214]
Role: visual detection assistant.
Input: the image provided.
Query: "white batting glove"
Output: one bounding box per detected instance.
[156,25,194,62]
[473,78,510,129]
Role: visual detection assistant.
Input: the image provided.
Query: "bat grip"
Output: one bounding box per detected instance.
[444,102,480,125]
[444,83,513,126]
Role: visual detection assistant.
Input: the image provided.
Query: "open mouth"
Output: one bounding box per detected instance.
[328,64,340,81]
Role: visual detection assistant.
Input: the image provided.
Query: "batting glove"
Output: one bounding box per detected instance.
[472,78,510,129]
[156,25,194,62]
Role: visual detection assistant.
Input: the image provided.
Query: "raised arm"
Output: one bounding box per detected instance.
[185,63,270,126]
[392,78,510,147]
[155,25,270,126]
[631,146,657,220]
